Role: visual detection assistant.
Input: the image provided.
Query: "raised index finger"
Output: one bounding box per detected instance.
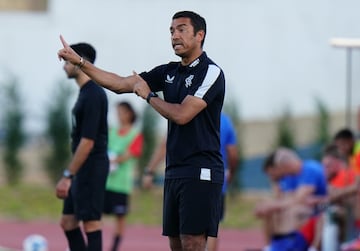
[60,35,69,48]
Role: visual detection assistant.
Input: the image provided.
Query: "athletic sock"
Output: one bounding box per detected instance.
[86,230,102,251]
[111,235,122,251]
[64,227,86,251]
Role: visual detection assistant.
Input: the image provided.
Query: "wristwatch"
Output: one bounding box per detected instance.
[146,92,158,103]
[63,169,74,179]
[144,168,154,176]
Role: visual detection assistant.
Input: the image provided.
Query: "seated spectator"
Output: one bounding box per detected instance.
[321,144,359,251]
[255,148,327,251]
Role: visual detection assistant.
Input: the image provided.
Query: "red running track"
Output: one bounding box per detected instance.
[0,220,264,251]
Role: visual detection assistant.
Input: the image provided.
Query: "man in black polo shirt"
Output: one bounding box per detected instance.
[58,11,224,251]
[55,43,108,251]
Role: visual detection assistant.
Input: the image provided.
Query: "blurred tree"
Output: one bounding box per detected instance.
[1,77,26,186]
[138,105,160,180]
[275,107,296,150]
[315,97,330,145]
[44,80,72,184]
[314,97,330,159]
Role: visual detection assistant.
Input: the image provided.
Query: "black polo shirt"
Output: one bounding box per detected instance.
[71,80,108,156]
[140,52,225,183]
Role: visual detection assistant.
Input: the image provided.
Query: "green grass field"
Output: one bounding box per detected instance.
[0,184,262,229]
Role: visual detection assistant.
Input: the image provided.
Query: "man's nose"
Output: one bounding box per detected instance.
[172,30,180,40]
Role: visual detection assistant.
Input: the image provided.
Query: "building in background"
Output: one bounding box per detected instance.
[0,0,359,167]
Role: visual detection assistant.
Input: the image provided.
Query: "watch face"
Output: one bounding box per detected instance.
[63,170,72,178]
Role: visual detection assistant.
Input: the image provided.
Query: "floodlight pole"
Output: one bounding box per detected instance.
[330,38,360,128]
[346,48,352,127]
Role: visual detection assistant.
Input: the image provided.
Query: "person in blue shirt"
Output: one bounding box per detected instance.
[255,148,327,251]
[207,113,238,251]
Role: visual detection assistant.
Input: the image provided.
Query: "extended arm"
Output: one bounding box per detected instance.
[58,35,137,94]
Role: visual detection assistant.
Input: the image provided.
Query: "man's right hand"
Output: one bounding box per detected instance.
[57,35,81,65]
[142,173,154,189]
[55,177,72,199]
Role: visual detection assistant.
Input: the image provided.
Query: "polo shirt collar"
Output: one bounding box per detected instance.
[188,52,207,68]
[179,52,207,72]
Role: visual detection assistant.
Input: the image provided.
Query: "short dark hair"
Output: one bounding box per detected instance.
[172,11,206,47]
[117,101,137,124]
[334,128,354,141]
[323,144,348,163]
[70,43,96,64]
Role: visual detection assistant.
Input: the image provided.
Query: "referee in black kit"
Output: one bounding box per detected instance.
[56,43,108,251]
[58,11,225,251]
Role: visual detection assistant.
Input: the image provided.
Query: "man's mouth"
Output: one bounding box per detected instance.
[173,43,183,49]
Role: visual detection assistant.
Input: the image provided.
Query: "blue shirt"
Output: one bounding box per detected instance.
[220,113,237,192]
[279,160,327,197]
[140,52,225,183]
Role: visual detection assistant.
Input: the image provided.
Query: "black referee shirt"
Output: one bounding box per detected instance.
[71,80,108,156]
[140,52,225,183]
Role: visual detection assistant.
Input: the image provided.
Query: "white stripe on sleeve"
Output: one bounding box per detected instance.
[194,64,221,99]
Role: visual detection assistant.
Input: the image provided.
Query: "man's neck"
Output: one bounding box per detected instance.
[76,74,91,88]
[181,49,203,66]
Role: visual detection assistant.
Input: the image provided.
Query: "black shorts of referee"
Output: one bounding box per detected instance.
[63,155,109,221]
[103,190,129,216]
[163,178,222,237]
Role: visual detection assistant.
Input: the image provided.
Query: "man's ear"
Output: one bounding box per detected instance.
[196,30,205,44]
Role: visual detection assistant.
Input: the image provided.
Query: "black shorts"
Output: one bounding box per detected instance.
[103,191,129,216]
[163,178,222,237]
[63,154,109,221]
[219,194,225,221]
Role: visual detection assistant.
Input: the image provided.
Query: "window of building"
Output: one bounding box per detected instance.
[0,0,47,12]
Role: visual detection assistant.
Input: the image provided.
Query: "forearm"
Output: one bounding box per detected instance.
[149,97,187,125]
[268,194,312,212]
[114,152,132,164]
[148,95,206,125]
[68,138,94,175]
[146,139,166,173]
[80,61,135,94]
[227,146,239,181]
[328,184,358,203]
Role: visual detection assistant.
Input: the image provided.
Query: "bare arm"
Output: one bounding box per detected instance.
[68,137,95,175]
[274,185,316,210]
[226,145,239,182]
[255,185,316,217]
[142,137,167,189]
[58,35,137,93]
[149,95,207,125]
[56,137,94,199]
[132,73,207,125]
[328,178,360,203]
[146,137,167,174]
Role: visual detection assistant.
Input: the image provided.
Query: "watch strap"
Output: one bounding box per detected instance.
[146,92,158,103]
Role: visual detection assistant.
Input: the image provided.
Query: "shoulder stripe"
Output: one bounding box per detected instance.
[194,64,221,99]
